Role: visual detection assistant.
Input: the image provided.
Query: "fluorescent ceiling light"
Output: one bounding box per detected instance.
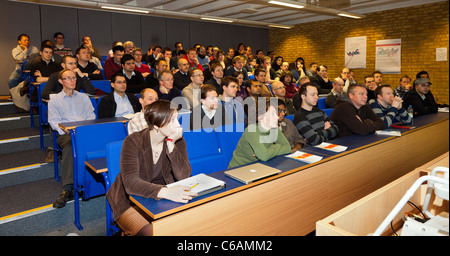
[268,24,293,29]
[268,0,304,9]
[101,5,150,14]
[201,17,233,23]
[338,13,363,19]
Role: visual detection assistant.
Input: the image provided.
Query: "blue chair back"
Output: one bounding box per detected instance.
[317,98,326,109]
[105,140,123,236]
[90,97,99,118]
[91,80,112,94]
[37,82,47,150]
[215,123,245,166]
[323,108,333,117]
[73,122,127,199]
[285,114,294,122]
[183,129,228,175]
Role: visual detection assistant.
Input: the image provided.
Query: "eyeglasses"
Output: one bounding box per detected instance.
[62,77,76,81]
[278,109,286,114]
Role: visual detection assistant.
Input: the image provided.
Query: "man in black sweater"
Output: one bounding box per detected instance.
[114,54,146,94]
[330,84,384,137]
[403,78,438,116]
[173,58,191,91]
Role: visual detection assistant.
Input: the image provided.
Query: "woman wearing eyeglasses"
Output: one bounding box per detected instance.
[228,98,291,168]
[277,99,306,152]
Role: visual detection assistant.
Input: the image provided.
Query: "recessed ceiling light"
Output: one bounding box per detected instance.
[101,5,150,14]
[268,0,304,9]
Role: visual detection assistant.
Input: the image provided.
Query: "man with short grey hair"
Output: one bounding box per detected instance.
[325,77,345,108]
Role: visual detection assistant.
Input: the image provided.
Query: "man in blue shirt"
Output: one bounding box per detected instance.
[48,69,96,208]
[98,73,141,119]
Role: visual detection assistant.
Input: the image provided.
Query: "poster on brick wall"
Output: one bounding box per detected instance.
[345,36,366,69]
[375,39,402,73]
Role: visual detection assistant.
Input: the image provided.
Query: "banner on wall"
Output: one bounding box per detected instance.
[345,36,366,69]
[375,39,402,73]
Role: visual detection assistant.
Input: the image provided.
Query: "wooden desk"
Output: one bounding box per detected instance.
[130,113,448,235]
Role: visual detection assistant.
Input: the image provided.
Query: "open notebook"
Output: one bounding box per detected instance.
[166,173,226,197]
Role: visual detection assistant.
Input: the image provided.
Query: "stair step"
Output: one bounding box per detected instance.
[0,114,39,130]
[0,101,18,114]
[0,128,50,154]
[0,163,55,188]
[0,197,106,236]
[0,104,105,236]
[0,178,106,236]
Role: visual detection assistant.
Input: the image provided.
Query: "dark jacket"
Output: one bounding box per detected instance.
[105,129,191,221]
[310,73,332,94]
[113,70,146,94]
[98,91,141,119]
[173,71,191,91]
[403,90,438,116]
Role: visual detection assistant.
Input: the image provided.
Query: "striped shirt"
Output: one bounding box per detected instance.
[369,100,412,128]
[293,107,339,146]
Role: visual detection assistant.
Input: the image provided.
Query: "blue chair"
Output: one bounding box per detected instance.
[285,114,294,122]
[29,77,39,128]
[323,108,333,117]
[91,80,112,94]
[215,123,244,166]
[71,122,127,230]
[317,98,326,109]
[317,97,333,116]
[104,140,123,236]
[52,130,62,183]
[37,82,47,151]
[101,56,108,62]
[90,97,99,118]
[183,129,228,175]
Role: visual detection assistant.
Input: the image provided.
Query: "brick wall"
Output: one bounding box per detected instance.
[269,1,449,104]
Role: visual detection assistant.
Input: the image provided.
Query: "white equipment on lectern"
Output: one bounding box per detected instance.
[373,167,449,236]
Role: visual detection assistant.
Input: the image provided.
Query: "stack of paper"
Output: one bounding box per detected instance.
[285,151,323,164]
[314,142,347,153]
[375,130,401,136]
[166,173,226,197]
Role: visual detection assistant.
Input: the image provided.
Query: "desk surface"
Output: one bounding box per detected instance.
[130,112,449,221]
[59,117,128,130]
[85,157,107,173]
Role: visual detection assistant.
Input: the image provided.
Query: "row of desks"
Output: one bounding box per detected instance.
[127,112,449,235]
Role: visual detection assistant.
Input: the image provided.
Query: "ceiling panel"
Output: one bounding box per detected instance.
[10,0,447,28]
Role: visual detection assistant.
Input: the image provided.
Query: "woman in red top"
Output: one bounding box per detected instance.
[280,71,298,99]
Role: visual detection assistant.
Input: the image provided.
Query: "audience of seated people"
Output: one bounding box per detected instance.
[15,32,446,223]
